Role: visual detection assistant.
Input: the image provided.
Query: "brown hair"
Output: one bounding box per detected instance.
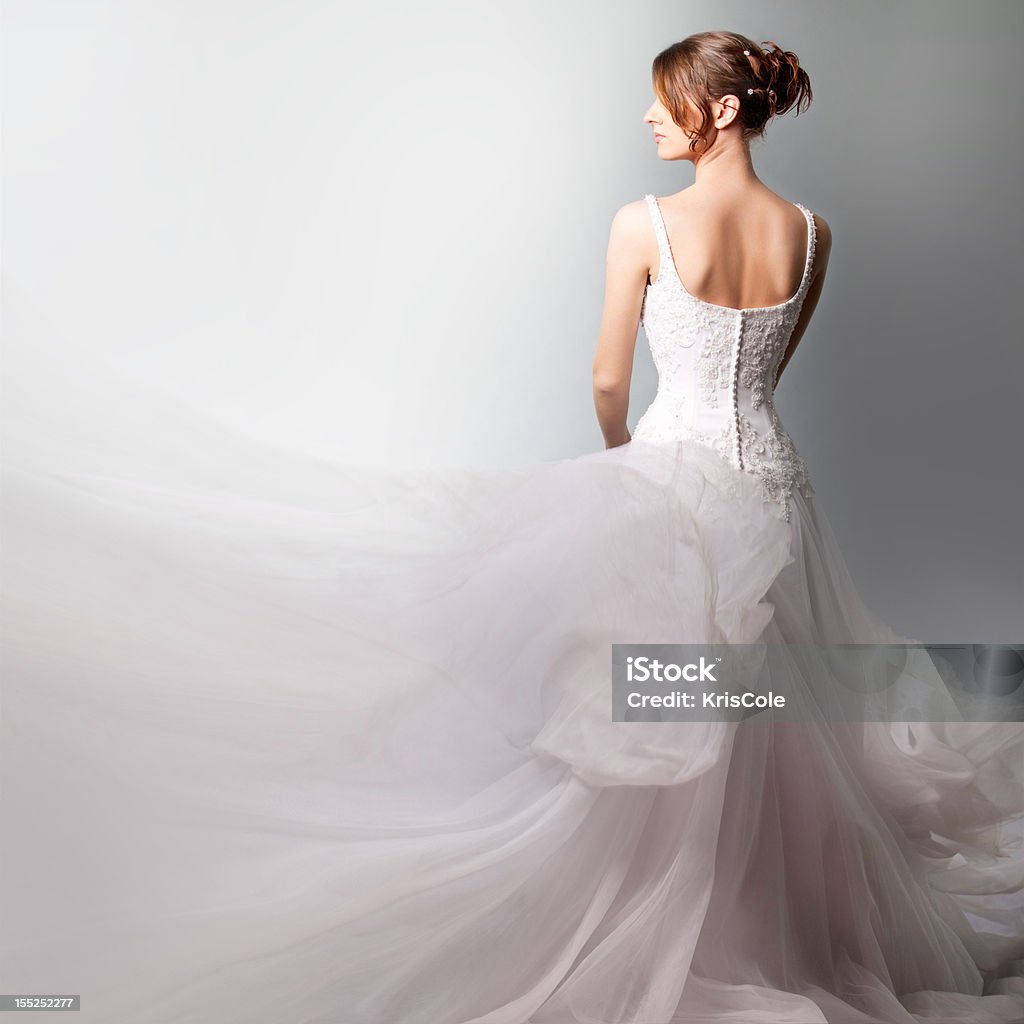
[652,31,812,151]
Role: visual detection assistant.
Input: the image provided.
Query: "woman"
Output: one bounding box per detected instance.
[2,30,1023,1024]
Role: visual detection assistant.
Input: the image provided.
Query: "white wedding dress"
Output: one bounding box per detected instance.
[2,194,1023,1024]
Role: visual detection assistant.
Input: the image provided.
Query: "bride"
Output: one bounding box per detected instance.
[2,28,1023,1024]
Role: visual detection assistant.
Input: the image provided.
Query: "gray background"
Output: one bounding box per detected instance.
[3,0,1022,639]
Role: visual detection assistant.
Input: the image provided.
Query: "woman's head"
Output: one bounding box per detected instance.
[645,31,811,161]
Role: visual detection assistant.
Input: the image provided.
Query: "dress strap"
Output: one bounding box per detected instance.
[793,203,817,295]
[642,194,673,272]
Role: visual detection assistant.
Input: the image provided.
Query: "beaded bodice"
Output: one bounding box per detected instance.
[633,193,817,522]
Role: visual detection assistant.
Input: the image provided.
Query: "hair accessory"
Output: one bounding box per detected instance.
[747,88,754,94]
[743,49,750,55]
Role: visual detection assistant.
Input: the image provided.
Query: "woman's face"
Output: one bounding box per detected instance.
[644,89,727,162]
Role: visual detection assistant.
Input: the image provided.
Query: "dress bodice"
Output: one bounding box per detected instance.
[632,193,817,522]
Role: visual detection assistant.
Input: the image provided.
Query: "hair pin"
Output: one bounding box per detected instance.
[743,49,750,56]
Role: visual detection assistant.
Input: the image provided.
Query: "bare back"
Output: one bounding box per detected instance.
[646,187,820,313]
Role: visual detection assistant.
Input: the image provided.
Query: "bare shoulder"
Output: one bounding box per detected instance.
[605,197,655,269]
[608,196,653,240]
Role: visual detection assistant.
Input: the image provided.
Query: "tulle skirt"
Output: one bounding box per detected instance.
[2,335,1023,1024]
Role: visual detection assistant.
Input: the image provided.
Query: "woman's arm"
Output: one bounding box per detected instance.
[775,212,832,387]
[592,202,651,448]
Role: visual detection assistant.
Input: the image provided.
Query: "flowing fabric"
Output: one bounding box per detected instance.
[2,226,1024,1024]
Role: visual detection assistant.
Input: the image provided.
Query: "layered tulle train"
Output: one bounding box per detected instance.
[2,328,1023,1023]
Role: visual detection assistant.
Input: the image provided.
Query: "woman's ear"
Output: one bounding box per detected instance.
[715,95,741,129]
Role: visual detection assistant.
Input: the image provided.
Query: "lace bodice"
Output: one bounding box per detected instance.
[632,193,817,522]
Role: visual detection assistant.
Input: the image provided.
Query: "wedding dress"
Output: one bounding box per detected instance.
[2,194,1023,1024]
